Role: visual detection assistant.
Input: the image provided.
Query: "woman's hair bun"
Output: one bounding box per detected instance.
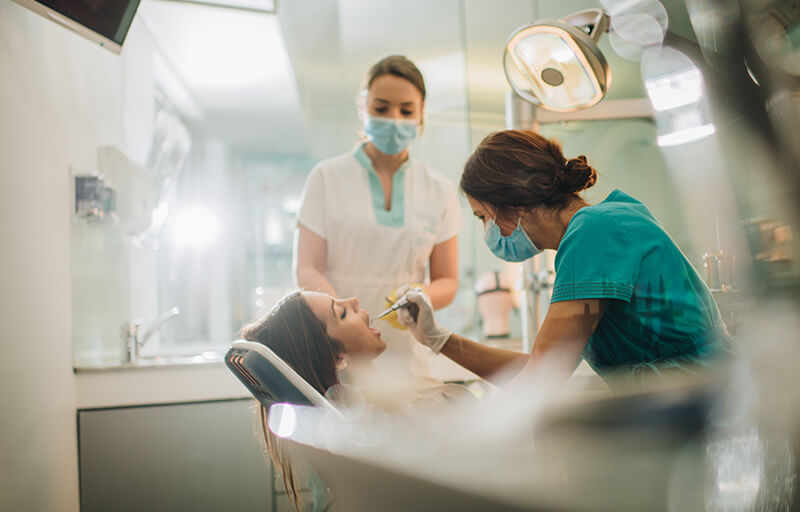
[562,155,597,193]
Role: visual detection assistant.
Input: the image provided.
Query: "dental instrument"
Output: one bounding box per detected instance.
[376,295,419,321]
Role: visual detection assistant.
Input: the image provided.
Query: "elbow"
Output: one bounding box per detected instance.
[295,264,311,288]
[443,282,458,307]
[435,276,459,308]
[293,259,303,287]
[296,263,326,290]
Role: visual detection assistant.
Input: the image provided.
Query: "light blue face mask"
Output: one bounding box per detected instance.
[364,115,418,155]
[484,217,541,262]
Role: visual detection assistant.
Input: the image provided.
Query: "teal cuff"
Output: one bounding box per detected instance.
[551,282,633,303]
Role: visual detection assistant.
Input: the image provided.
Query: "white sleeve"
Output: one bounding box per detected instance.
[296,165,327,239]
[435,186,462,244]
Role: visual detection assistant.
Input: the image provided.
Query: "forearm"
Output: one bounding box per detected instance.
[296,266,338,296]
[425,276,458,310]
[439,333,528,386]
[506,299,605,389]
[427,236,458,309]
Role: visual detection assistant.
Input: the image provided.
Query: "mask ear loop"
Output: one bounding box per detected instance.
[484,217,497,237]
[516,213,541,251]
[487,215,522,236]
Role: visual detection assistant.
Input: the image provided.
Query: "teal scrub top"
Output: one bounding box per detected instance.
[552,190,731,378]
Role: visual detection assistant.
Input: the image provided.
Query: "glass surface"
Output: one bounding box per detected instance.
[508,28,602,110]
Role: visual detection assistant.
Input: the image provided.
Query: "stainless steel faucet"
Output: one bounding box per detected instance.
[123,306,180,363]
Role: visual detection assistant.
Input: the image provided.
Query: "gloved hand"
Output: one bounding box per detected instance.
[383,283,423,330]
[397,289,452,354]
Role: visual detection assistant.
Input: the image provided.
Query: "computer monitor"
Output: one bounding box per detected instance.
[11,0,141,54]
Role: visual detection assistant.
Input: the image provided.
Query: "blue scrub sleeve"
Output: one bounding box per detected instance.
[296,166,327,239]
[551,210,640,303]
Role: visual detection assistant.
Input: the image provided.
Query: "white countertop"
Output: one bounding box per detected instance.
[75,362,251,409]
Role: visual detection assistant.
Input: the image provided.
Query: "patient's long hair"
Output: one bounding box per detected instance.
[240,290,343,509]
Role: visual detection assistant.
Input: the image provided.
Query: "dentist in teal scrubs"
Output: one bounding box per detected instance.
[398,129,732,389]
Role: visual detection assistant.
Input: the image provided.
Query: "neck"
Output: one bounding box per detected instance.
[523,197,589,250]
[554,198,589,248]
[364,142,408,175]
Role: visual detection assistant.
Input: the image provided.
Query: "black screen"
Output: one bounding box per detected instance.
[36,0,141,45]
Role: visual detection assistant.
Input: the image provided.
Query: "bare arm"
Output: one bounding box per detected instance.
[293,223,337,296]
[439,333,527,385]
[438,299,606,386]
[511,298,607,386]
[426,236,459,310]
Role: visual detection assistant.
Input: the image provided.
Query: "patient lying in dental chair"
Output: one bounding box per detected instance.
[238,290,472,510]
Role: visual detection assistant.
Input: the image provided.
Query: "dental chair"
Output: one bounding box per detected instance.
[225,340,340,415]
[226,340,338,512]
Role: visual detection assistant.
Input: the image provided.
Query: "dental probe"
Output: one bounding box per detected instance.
[375,295,420,321]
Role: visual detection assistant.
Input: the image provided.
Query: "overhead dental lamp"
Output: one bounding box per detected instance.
[503,9,611,112]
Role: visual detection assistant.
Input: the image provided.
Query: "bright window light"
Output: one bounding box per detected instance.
[645,67,704,112]
[657,123,716,146]
[150,201,170,232]
[264,209,284,246]
[281,197,301,214]
[170,206,219,248]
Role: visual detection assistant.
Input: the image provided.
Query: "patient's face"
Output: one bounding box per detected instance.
[303,292,387,359]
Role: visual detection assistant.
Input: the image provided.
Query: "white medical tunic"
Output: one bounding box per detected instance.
[297,144,462,377]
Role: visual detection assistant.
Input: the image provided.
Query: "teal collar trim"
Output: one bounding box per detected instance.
[354,144,408,228]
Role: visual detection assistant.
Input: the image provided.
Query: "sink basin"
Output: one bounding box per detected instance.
[127,351,225,367]
[74,351,227,372]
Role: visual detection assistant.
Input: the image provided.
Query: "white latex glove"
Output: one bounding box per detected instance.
[394,284,412,301]
[397,289,452,354]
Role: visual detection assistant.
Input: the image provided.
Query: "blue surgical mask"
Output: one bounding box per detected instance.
[364,116,418,155]
[484,217,541,262]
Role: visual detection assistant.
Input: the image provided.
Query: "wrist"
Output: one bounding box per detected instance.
[429,328,452,354]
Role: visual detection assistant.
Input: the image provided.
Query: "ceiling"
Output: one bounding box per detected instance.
[136,0,699,156]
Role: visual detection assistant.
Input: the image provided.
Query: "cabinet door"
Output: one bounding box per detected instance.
[78,399,272,512]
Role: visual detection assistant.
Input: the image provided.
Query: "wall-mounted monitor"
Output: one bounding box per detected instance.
[11,0,141,54]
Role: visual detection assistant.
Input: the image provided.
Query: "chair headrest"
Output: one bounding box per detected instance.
[225,340,339,415]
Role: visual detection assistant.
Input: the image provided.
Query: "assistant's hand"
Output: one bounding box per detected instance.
[397,289,452,354]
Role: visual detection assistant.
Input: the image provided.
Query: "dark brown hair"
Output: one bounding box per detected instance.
[240,290,343,510]
[460,130,597,218]
[365,55,426,101]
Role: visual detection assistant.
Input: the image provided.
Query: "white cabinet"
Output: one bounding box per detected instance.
[78,399,273,511]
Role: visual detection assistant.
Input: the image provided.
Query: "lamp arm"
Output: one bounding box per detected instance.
[561,8,610,42]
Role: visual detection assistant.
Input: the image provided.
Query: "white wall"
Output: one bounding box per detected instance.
[0,3,149,509]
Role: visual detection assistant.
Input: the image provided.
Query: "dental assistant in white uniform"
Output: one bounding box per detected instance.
[293,55,461,378]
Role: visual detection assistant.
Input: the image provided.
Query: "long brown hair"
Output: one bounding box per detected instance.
[461,130,597,220]
[240,290,343,509]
